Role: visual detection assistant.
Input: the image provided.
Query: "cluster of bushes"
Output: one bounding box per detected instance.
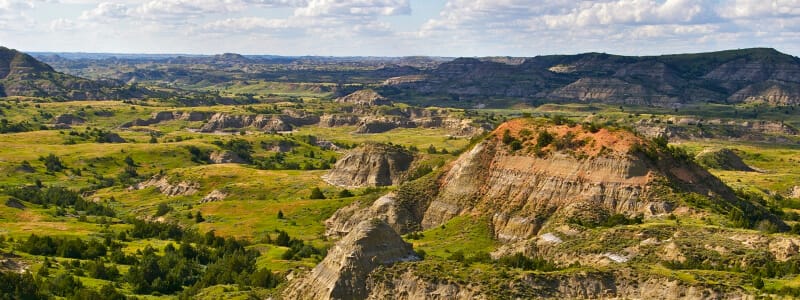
[678,189,783,232]
[498,123,593,155]
[245,105,281,115]
[629,136,692,163]
[497,253,560,271]
[499,129,522,151]
[0,270,126,300]
[117,155,140,185]
[446,251,559,272]
[568,213,644,228]
[187,136,336,170]
[19,235,107,259]
[309,187,325,199]
[535,131,554,148]
[0,271,49,299]
[252,152,332,170]
[66,238,274,296]
[552,132,585,151]
[269,230,325,260]
[212,139,253,162]
[63,128,123,144]
[629,141,660,161]
[0,119,37,133]
[664,252,800,283]
[406,165,433,181]
[186,145,213,164]
[128,218,185,240]
[39,154,65,172]
[550,114,575,126]
[424,144,450,154]
[4,185,115,217]
[11,219,283,298]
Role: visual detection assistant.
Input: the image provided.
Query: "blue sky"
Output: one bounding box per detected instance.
[1,0,799,57]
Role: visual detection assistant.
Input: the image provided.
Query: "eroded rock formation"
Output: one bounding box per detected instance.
[323,143,414,187]
[128,175,199,196]
[336,89,392,106]
[284,219,418,300]
[327,119,782,241]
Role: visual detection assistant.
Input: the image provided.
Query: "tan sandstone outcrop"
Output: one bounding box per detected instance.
[323,143,414,187]
[283,219,418,300]
[209,150,245,164]
[336,89,392,106]
[128,175,199,196]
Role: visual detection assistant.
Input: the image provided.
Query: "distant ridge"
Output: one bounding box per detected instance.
[384,48,800,107]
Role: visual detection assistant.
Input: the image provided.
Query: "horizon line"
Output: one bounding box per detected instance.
[19,47,798,59]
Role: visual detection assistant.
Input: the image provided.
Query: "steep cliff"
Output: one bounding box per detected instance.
[283,219,418,300]
[549,77,678,105]
[323,143,414,187]
[198,112,319,132]
[319,114,361,127]
[727,81,800,105]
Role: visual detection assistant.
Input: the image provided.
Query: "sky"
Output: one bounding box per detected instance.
[1,0,799,57]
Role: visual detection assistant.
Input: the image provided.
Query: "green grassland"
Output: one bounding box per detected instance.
[0,97,476,298]
[1,96,799,298]
[409,216,498,259]
[202,80,335,98]
[678,140,800,195]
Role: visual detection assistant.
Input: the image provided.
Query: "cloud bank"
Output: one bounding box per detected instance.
[0,0,798,56]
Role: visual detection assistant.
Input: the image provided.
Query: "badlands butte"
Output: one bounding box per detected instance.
[0,46,799,299]
[296,119,790,299]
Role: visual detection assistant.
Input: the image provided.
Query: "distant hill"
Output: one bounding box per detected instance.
[384,48,800,107]
[0,46,148,100]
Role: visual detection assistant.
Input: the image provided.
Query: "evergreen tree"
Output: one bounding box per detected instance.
[309,187,325,199]
[195,212,205,223]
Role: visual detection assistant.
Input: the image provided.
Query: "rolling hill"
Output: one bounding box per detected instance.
[0,46,147,100]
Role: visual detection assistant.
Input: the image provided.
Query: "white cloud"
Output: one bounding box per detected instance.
[199,0,408,38]
[203,16,292,32]
[49,17,79,31]
[0,0,37,31]
[132,0,247,19]
[78,0,308,23]
[79,2,128,20]
[0,0,34,10]
[294,0,410,17]
[719,0,800,18]
[414,0,800,56]
[3,0,800,56]
[541,0,715,29]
